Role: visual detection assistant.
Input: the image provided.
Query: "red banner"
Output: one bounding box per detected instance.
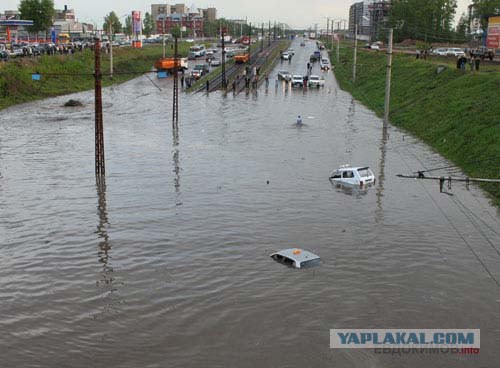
[487,35,500,48]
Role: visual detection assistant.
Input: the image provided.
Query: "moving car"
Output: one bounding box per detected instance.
[308,75,325,88]
[300,41,306,47]
[211,58,221,66]
[320,58,330,70]
[291,75,304,87]
[329,165,376,187]
[277,70,292,81]
[310,50,321,62]
[281,52,290,60]
[191,64,209,79]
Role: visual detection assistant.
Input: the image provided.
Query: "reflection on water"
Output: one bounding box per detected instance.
[172,125,180,194]
[96,179,113,288]
[375,124,389,223]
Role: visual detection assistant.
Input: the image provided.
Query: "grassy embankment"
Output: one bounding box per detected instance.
[329,42,500,206]
[0,42,204,110]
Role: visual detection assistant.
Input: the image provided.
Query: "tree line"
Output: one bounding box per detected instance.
[388,0,500,43]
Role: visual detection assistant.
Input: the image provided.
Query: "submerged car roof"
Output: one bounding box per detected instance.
[270,248,320,268]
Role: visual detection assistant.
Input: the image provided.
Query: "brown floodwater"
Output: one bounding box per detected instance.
[1,39,499,367]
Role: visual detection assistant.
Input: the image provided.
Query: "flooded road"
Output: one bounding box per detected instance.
[1,39,500,367]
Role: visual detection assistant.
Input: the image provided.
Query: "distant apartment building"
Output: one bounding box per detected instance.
[53,5,93,39]
[349,0,391,41]
[368,1,391,41]
[202,7,217,22]
[467,4,483,35]
[349,1,367,36]
[1,10,19,20]
[153,3,217,35]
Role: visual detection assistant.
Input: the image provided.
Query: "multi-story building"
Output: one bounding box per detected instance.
[171,4,187,14]
[55,5,76,22]
[151,4,171,32]
[203,7,217,23]
[368,1,391,41]
[1,10,19,20]
[156,13,204,37]
[153,3,217,36]
[467,4,483,36]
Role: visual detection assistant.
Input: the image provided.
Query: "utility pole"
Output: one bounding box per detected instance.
[94,37,105,179]
[221,27,226,89]
[273,21,276,41]
[384,28,393,126]
[353,24,358,84]
[336,21,340,64]
[162,16,166,58]
[172,36,179,125]
[326,17,329,39]
[109,23,113,78]
[261,23,264,52]
[268,20,271,46]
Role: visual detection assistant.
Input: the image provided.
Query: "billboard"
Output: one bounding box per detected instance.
[132,11,142,34]
[487,16,500,48]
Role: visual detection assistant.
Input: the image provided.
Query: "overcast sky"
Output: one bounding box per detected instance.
[3,0,472,29]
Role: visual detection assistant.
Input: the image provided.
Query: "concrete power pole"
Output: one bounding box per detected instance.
[336,21,340,63]
[353,24,358,84]
[109,23,113,78]
[384,28,394,126]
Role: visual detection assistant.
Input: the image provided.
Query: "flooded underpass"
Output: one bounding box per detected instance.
[1,39,500,367]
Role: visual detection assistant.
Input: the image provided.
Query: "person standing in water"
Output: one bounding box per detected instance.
[297,115,303,124]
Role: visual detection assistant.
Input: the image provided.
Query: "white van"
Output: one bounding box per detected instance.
[188,44,206,59]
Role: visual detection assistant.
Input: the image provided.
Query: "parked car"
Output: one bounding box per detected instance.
[370,43,380,50]
[308,75,325,88]
[446,48,466,57]
[471,46,495,60]
[431,48,448,56]
[291,75,304,87]
[0,50,9,61]
[287,49,295,55]
[211,58,221,66]
[191,64,209,79]
[277,70,292,81]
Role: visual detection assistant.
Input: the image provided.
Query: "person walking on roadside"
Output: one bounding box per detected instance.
[469,56,475,72]
[475,57,481,71]
[459,56,467,72]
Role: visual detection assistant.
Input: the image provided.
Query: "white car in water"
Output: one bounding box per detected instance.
[291,75,304,87]
[329,165,376,187]
[320,58,330,70]
[308,75,325,88]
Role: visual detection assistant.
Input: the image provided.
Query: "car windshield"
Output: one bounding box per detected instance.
[310,77,319,81]
[358,168,373,178]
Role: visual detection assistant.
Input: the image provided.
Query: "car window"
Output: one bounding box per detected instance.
[343,171,354,178]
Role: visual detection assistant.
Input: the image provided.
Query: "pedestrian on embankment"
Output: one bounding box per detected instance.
[475,58,481,71]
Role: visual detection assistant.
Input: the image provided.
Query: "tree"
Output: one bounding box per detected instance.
[143,12,154,37]
[170,26,181,38]
[103,11,122,34]
[124,15,132,36]
[389,0,458,43]
[472,0,500,31]
[18,0,55,35]
[456,12,468,37]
